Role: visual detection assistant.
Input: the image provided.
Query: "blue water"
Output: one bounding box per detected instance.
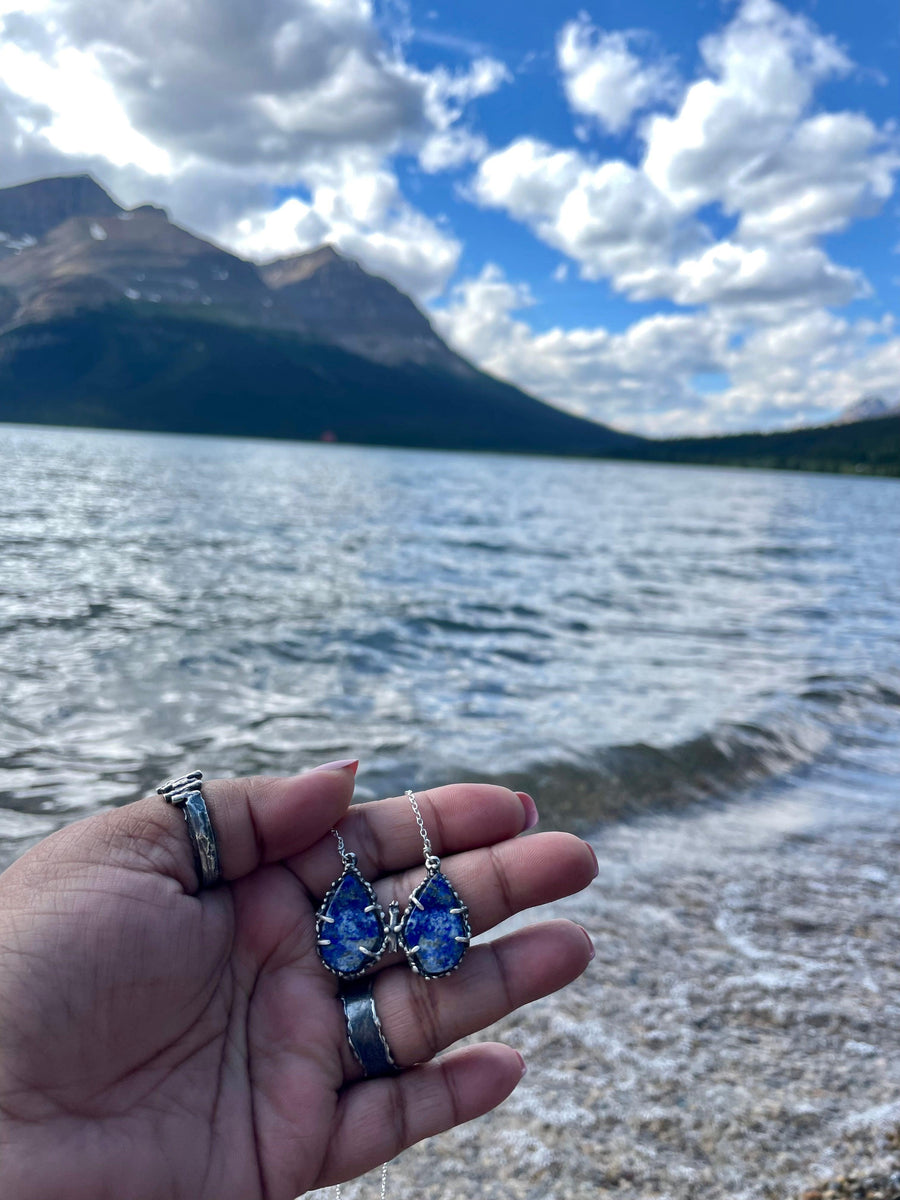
[1,424,898,860]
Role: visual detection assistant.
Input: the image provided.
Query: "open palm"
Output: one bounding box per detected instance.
[0,767,596,1200]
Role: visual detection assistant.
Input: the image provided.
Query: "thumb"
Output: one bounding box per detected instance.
[79,761,359,891]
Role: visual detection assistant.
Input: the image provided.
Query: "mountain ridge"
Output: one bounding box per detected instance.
[0,173,896,477]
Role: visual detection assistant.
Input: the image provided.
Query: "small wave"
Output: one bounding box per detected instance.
[484,715,828,830]
[448,672,900,831]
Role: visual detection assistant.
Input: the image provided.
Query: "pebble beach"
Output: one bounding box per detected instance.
[327,768,900,1200]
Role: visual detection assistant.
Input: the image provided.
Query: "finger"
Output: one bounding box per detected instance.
[372,831,598,946]
[290,783,537,894]
[70,762,359,891]
[340,920,593,1079]
[316,1043,526,1188]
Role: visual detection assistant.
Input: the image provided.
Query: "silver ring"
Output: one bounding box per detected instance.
[157,770,222,888]
[340,978,400,1077]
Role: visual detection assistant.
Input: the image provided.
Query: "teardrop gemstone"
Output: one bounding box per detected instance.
[401,872,470,979]
[317,867,384,977]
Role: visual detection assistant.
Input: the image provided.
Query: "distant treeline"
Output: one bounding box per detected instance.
[639,416,900,478]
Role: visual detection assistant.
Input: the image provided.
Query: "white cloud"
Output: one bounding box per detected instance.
[475,0,898,312]
[432,264,729,431]
[227,164,460,299]
[620,240,866,311]
[418,127,487,173]
[641,0,870,232]
[558,14,679,135]
[417,55,509,172]
[433,264,900,434]
[473,138,701,285]
[0,0,500,297]
[733,112,899,242]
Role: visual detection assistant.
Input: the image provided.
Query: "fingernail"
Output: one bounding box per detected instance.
[515,1050,528,1077]
[584,840,599,878]
[311,759,359,774]
[579,925,596,961]
[516,791,539,830]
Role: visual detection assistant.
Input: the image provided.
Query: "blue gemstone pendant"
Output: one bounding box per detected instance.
[400,868,471,980]
[316,854,386,979]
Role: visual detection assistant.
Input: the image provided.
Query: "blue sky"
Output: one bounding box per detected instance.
[0,0,897,433]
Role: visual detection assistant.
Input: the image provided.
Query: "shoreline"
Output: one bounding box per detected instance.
[328,772,900,1199]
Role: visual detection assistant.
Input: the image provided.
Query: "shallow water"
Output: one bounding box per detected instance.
[1,424,899,860]
[372,753,900,1200]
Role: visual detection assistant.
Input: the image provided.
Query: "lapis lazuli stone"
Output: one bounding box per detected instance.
[402,872,469,978]
[317,868,384,977]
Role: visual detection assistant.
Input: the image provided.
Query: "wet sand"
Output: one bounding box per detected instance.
[328,774,900,1200]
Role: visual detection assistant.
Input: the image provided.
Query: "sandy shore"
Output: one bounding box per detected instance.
[325,775,900,1200]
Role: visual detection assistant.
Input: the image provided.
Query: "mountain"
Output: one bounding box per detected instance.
[0,174,897,477]
[259,245,469,372]
[0,174,123,254]
[837,395,900,424]
[0,173,643,456]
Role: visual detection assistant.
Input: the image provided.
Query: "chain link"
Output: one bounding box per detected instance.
[405,789,435,862]
[330,826,347,860]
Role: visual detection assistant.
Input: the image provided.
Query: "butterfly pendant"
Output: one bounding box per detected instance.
[316,858,471,981]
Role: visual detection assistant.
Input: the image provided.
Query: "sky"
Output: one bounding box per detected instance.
[0,0,898,435]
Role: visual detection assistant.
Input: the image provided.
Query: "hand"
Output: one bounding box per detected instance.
[0,766,597,1200]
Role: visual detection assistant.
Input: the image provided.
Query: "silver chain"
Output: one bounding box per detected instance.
[405,789,440,871]
[330,826,347,859]
[335,1161,388,1200]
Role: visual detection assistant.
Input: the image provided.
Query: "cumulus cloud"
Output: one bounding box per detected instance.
[226,162,460,299]
[475,0,898,314]
[433,263,731,431]
[619,240,867,311]
[417,55,509,172]
[0,0,501,297]
[558,14,680,135]
[432,264,900,434]
[473,138,702,285]
[641,0,898,241]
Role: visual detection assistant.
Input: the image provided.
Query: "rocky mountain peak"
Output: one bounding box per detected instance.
[259,243,349,288]
[838,395,900,424]
[0,174,122,250]
[257,242,464,369]
[0,173,470,373]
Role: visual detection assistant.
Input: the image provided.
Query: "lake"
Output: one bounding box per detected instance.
[1,423,899,862]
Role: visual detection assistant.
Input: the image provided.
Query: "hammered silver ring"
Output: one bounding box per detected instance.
[340,977,400,1078]
[157,770,223,889]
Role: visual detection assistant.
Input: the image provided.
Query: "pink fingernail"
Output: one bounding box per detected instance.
[579,926,596,962]
[515,1050,528,1077]
[311,759,359,774]
[516,792,539,830]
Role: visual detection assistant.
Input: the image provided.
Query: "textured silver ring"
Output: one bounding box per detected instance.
[340,978,400,1078]
[157,770,222,889]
